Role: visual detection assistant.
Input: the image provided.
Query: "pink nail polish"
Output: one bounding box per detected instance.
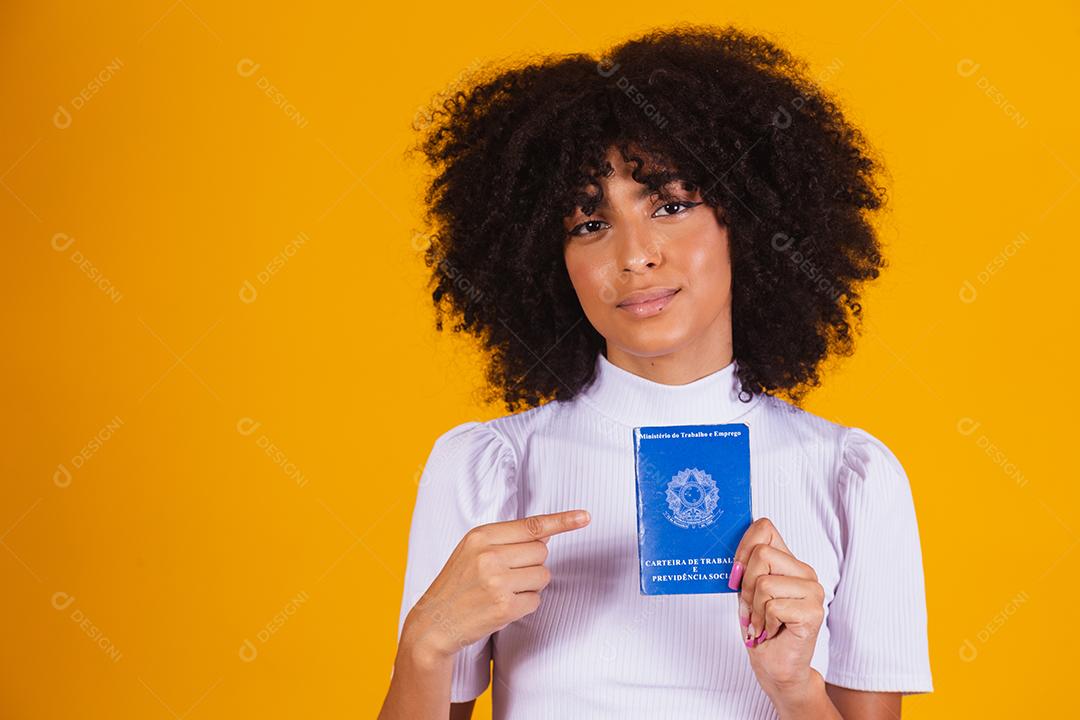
[754,627,767,645]
[728,561,744,590]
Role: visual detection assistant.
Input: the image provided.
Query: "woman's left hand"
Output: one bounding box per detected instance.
[730,517,827,704]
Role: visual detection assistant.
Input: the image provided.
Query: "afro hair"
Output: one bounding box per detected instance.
[408,24,890,412]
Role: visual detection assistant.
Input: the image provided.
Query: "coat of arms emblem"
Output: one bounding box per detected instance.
[663,467,722,529]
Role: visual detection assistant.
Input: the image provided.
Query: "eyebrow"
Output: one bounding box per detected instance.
[578,183,683,214]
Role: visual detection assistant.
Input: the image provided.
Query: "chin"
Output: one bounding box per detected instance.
[607,324,694,358]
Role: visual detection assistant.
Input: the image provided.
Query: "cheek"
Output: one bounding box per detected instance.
[564,250,611,311]
[685,230,731,289]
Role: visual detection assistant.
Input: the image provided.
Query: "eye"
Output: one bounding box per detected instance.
[566,200,703,238]
[568,219,611,237]
[652,200,702,218]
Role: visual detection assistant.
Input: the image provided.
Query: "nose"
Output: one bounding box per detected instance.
[616,220,664,274]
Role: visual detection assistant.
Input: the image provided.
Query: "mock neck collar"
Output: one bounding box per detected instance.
[574,350,762,429]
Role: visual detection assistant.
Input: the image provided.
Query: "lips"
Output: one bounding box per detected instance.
[616,287,681,318]
[617,287,680,307]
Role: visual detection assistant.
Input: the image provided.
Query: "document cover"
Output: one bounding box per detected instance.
[633,423,752,595]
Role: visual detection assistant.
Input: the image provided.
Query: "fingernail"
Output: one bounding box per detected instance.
[576,511,590,523]
[738,598,749,627]
[754,627,767,645]
[728,561,744,590]
[744,636,754,648]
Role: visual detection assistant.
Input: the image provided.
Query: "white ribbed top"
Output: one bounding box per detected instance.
[397,351,933,718]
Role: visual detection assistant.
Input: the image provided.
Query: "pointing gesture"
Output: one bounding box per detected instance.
[402,510,591,661]
[484,509,592,545]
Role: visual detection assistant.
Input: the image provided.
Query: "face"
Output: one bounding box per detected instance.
[562,145,733,361]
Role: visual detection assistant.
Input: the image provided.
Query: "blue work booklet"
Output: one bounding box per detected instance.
[633,423,752,595]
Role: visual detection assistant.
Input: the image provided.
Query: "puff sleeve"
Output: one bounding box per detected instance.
[395,420,519,703]
[826,427,934,694]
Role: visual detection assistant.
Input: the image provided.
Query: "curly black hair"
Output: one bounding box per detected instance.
[407,24,890,413]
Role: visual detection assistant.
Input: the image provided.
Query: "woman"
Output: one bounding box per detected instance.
[379,24,932,719]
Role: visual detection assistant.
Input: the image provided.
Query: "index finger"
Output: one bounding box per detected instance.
[487,509,591,544]
[727,517,791,589]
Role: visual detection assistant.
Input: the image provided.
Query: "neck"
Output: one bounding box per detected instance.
[576,342,755,430]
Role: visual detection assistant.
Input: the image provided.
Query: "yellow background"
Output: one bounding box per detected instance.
[2,1,1076,716]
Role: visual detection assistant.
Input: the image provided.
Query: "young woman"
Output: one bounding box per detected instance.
[379,25,932,720]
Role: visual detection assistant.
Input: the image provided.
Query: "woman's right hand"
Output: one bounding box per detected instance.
[401,509,591,662]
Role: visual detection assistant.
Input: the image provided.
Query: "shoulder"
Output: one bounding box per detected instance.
[754,394,908,489]
[754,393,849,457]
[413,415,538,525]
[474,397,565,462]
[838,425,908,483]
[425,399,560,474]
[426,418,516,474]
